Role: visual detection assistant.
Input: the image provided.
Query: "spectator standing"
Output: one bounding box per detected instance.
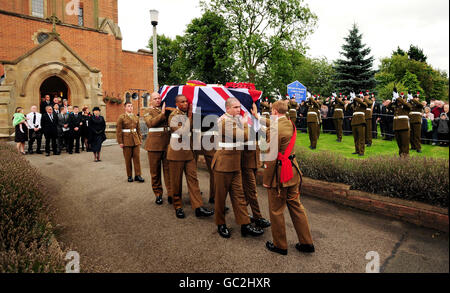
[26,105,43,154]
[80,106,91,152]
[434,112,449,147]
[13,107,29,155]
[41,105,59,156]
[40,95,53,114]
[57,107,71,153]
[422,107,434,145]
[88,107,106,162]
[69,106,83,153]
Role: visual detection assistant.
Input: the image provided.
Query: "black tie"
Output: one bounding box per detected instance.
[33,113,36,125]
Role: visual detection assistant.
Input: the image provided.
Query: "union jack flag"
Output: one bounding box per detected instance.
[159,85,263,129]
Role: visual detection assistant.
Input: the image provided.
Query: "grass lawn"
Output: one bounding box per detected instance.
[296,130,449,160]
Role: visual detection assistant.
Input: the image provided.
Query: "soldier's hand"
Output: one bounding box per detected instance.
[188,103,193,119]
[119,144,124,148]
[251,103,260,119]
[161,102,166,114]
[241,112,249,125]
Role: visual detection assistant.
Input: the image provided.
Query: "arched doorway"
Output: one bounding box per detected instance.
[40,76,70,104]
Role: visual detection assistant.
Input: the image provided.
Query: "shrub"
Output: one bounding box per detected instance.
[295,146,449,208]
[0,143,67,272]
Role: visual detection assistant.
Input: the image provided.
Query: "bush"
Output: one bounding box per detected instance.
[296,147,449,208]
[0,143,67,272]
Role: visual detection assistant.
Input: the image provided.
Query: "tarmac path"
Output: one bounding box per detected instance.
[25,144,449,273]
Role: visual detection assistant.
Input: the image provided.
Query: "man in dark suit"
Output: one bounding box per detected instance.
[40,95,53,114]
[58,107,72,154]
[69,106,83,153]
[41,105,59,156]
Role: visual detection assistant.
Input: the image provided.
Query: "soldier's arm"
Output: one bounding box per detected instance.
[145,111,166,128]
[398,98,411,110]
[221,118,249,142]
[355,98,368,108]
[169,113,192,135]
[413,99,424,109]
[116,116,124,145]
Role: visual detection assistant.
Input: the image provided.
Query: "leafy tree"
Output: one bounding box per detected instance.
[393,46,406,56]
[334,23,376,94]
[201,0,318,83]
[408,45,427,63]
[401,70,424,95]
[149,35,189,85]
[184,11,236,84]
[377,82,408,101]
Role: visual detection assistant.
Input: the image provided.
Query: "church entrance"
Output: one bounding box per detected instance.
[39,76,70,104]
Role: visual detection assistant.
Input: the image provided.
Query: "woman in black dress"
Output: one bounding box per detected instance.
[88,107,106,162]
[80,106,91,151]
[13,107,29,155]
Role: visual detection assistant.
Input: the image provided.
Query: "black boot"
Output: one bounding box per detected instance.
[134,176,145,183]
[128,177,133,183]
[218,225,231,238]
[175,208,185,219]
[295,243,315,253]
[195,207,214,218]
[251,217,271,228]
[155,196,163,205]
[241,224,264,237]
[266,241,287,255]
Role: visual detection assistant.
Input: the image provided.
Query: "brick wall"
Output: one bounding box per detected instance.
[0,11,153,123]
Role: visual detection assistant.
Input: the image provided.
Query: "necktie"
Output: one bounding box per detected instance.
[33,113,36,125]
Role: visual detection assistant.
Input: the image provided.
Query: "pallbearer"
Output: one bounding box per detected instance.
[408,91,424,153]
[363,90,374,147]
[388,90,412,157]
[331,93,345,142]
[288,96,298,123]
[144,92,172,205]
[306,93,320,150]
[167,95,214,219]
[117,102,145,183]
[252,101,314,256]
[351,92,367,156]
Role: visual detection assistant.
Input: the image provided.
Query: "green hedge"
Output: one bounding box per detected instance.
[295,147,449,208]
[0,143,66,273]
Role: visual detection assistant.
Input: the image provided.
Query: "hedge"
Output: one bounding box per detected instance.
[0,143,66,272]
[295,147,449,208]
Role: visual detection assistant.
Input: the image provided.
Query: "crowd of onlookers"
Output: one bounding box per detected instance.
[295,97,449,146]
[12,95,106,161]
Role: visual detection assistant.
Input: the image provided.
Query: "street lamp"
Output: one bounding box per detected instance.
[150,9,159,93]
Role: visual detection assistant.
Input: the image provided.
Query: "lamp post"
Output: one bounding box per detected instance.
[150,9,159,93]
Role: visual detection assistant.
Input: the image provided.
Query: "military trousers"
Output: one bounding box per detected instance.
[148,151,172,199]
[195,152,215,200]
[267,184,313,250]
[410,123,422,151]
[169,159,204,211]
[352,124,366,155]
[365,119,373,145]
[395,129,410,157]
[307,122,319,148]
[333,118,343,140]
[242,168,262,219]
[123,145,141,177]
[213,170,251,226]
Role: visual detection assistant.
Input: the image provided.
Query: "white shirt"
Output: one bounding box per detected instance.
[26,112,42,129]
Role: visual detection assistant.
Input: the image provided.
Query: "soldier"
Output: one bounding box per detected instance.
[316,95,323,139]
[363,90,374,147]
[288,96,298,123]
[144,92,172,205]
[251,101,314,255]
[167,95,214,219]
[116,102,145,183]
[332,93,345,142]
[306,93,320,150]
[408,91,424,153]
[387,90,412,157]
[351,92,367,156]
[260,97,271,119]
[241,128,271,229]
[212,97,264,238]
[193,114,218,204]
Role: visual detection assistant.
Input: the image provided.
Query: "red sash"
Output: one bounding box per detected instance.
[277,121,297,183]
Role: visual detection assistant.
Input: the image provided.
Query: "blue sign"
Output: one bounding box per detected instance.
[287,81,307,103]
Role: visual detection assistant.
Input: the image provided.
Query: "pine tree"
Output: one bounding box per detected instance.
[334,23,376,94]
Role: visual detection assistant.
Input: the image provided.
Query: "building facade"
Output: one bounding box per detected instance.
[0,0,154,140]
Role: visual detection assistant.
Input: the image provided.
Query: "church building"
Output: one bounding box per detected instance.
[0,0,154,140]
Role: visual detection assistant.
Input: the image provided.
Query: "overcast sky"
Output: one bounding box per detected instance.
[118,0,449,73]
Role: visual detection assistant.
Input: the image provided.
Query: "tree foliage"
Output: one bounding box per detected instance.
[201,0,318,83]
[334,23,376,94]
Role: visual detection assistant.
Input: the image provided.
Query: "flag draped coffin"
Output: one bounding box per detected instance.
[159,85,263,129]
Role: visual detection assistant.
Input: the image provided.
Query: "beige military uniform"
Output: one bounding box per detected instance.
[332,98,345,141]
[351,98,367,155]
[144,107,172,200]
[262,116,313,250]
[211,113,251,226]
[408,99,424,151]
[388,98,411,157]
[116,113,142,177]
[363,97,374,145]
[167,109,204,210]
[306,98,320,148]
